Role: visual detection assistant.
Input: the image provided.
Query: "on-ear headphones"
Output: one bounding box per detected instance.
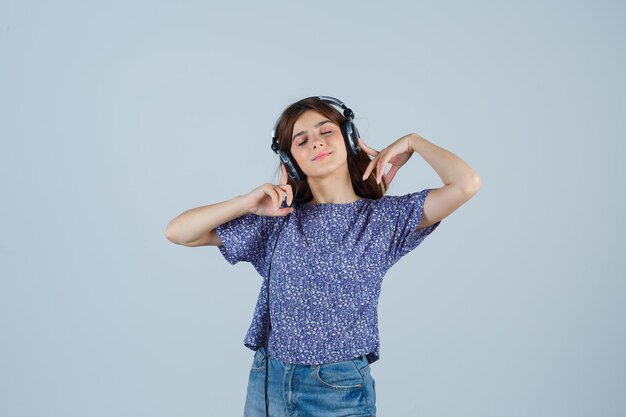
[270,96,361,182]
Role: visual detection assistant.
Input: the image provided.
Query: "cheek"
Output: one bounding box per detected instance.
[290,146,307,164]
[331,136,347,156]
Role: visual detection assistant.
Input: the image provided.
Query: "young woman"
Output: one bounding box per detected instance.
[166,96,481,416]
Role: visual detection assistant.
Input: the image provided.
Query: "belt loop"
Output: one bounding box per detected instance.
[351,354,367,370]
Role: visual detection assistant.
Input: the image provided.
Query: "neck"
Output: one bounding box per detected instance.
[306,168,359,204]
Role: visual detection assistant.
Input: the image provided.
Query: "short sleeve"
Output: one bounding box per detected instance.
[385,188,442,269]
[214,213,278,277]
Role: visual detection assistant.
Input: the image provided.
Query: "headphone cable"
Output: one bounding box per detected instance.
[264,184,296,417]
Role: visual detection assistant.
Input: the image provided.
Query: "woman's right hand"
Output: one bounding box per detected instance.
[242,163,295,217]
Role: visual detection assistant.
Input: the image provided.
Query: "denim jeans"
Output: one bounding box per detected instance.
[243,346,377,417]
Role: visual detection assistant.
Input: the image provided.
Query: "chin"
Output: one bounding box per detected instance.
[307,162,350,179]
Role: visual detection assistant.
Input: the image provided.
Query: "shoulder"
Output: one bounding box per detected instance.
[215,212,282,239]
[367,190,434,224]
[368,192,420,209]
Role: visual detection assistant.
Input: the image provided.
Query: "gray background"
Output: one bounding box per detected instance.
[1,1,624,416]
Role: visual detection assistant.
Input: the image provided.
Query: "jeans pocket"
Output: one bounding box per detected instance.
[314,360,364,391]
[359,364,377,412]
[250,347,267,372]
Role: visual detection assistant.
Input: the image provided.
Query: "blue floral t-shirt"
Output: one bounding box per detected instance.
[215,188,441,365]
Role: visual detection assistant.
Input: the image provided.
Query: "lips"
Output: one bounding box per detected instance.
[313,151,332,161]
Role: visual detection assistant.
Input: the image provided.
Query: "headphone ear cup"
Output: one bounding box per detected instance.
[341,120,361,157]
[278,149,306,183]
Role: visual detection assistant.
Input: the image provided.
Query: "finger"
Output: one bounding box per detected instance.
[276,206,294,216]
[362,157,378,181]
[265,184,279,210]
[276,185,291,208]
[359,137,380,155]
[358,137,380,156]
[278,184,293,206]
[362,160,373,181]
[279,163,288,186]
[376,156,388,184]
[272,185,285,210]
[385,166,399,185]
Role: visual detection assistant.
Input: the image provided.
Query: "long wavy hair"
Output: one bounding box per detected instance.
[274,97,387,204]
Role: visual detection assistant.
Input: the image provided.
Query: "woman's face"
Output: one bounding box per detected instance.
[290,110,348,179]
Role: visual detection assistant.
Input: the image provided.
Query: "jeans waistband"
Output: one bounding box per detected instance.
[257,346,370,369]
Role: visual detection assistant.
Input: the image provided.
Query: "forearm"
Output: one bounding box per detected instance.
[408,133,480,192]
[165,195,250,245]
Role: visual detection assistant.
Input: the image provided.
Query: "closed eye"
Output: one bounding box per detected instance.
[297,131,333,146]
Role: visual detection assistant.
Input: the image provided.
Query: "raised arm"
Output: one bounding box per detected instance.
[165,164,295,247]
[408,134,481,229]
[359,133,481,230]
[165,196,250,247]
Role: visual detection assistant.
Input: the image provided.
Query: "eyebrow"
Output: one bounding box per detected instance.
[292,120,333,142]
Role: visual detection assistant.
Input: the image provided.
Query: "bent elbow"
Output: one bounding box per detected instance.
[165,224,183,245]
[464,172,481,195]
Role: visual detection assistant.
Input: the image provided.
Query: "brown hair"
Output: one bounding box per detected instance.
[274,97,388,204]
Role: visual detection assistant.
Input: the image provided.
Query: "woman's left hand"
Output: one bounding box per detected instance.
[359,134,415,186]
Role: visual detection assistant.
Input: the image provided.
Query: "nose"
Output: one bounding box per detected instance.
[310,131,325,149]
